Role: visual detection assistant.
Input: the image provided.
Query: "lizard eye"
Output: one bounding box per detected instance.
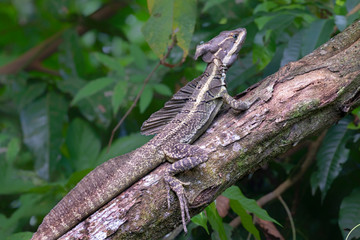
[233,34,238,39]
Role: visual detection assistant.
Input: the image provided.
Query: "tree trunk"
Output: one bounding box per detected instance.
[60,20,360,240]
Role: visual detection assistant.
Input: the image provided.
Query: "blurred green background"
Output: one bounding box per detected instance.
[0,0,359,239]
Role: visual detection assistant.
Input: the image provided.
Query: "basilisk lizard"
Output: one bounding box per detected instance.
[31,27,256,240]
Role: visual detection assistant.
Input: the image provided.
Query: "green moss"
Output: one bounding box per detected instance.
[289,99,320,118]
[337,86,345,96]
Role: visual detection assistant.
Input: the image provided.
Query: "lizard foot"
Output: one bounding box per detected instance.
[165,178,190,208]
[164,174,191,233]
[162,147,208,232]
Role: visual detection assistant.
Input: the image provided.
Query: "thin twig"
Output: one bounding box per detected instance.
[278,195,296,240]
[160,55,186,68]
[107,33,179,151]
[332,3,360,34]
[347,3,360,16]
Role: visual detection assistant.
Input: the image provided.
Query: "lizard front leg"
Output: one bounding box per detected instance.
[222,91,260,111]
[163,143,209,233]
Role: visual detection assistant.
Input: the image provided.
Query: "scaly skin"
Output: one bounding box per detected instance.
[31,28,250,239]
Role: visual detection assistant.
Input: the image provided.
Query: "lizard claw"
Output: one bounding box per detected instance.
[165,180,190,209]
[165,182,171,209]
[177,191,190,233]
[179,180,191,186]
[164,175,191,233]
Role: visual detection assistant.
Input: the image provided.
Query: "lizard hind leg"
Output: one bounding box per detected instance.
[163,143,209,233]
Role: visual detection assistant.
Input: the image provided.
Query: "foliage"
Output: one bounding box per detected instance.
[339,188,360,239]
[0,0,359,239]
[311,118,353,200]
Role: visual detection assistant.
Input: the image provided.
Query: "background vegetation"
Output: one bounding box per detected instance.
[0,0,359,239]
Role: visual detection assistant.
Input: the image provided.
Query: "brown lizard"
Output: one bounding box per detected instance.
[31,27,256,239]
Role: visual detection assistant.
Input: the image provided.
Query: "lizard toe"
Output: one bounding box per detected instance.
[164,174,191,232]
[178,192,190,233]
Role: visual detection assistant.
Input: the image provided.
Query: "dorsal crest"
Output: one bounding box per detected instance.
[140,76,202,135]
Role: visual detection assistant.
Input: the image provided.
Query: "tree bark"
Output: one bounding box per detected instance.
[60,20,360,240]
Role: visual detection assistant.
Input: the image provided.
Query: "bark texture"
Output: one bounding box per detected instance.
[60,20,360,240]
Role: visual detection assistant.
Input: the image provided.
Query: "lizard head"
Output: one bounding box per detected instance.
[195,28,246,67]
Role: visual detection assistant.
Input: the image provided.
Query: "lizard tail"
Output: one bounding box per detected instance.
[31,150,141,240]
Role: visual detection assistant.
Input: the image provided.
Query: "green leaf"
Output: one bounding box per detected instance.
[339,188,360,239]
[96,133,151,165]
[201,0,227,13]
[60,29,87,78]
[275,4,306,11]
[142,0,172,58]
[223,186,280,225]
[65,118,100,171]
[112,81,128,114]
[6,232,34,240]
[206,202,228,240]
[142,0,196,59]
[20,92,68,179]
[229,200,260,240]
[253,43,274,70]
[348,107,360,129]
[0,134,10,145]
[345,0,358,12]
[5,138,20,164]
[94,52,125,75]
[254,16,274,31]
[129,74,147,83]
[191,211,209,234]
[253,2,278,14]
[11,0,34,22]
[173,0,196,58]
[351,106,360,117]
[139,85,153,113]
[0,165,35,194]
[16,82,46,110]
[71,77,114,105]
[57,77,113,127]
[129,44,147,70]
[301,19,334,56]
[256,14,295,32]
[311,118,352,200]
[57,77,86,96]
[334,15,347,31]
[280,31,302,66]
[0,194,43,236]
[152,83,172,96]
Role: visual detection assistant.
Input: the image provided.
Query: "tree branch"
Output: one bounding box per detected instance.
[60,20,360,240]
